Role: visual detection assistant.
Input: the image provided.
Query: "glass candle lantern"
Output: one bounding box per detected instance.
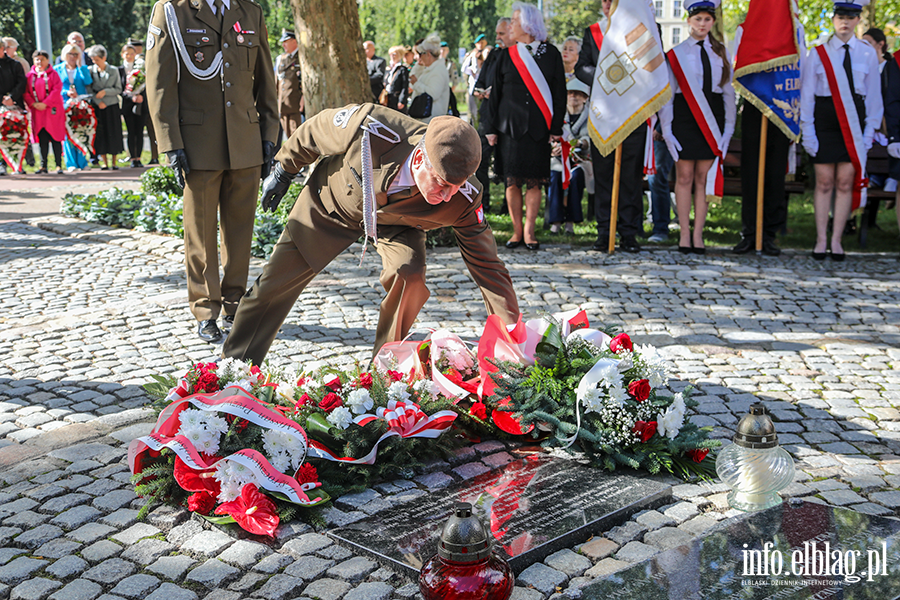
[419,502,514,600]
[716,403,795,512]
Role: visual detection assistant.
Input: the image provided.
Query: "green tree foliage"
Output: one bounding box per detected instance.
[1,0,137,60]
[546,0,603,44]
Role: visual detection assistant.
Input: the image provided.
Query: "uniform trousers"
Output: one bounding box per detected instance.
[739,103,791,242]
[182,166,260,322]
[592,123,647,238]
[122,102,146,160]
[280,113,302,139]
[223,223,430,366]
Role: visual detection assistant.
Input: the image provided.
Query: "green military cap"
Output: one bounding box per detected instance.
[425,116,482,185]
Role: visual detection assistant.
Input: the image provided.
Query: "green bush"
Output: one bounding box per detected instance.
[60,187,144,228]
[140,166,182,196]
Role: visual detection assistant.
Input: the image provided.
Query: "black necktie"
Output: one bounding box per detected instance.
[843,44,855,93]
[698,40,712,95]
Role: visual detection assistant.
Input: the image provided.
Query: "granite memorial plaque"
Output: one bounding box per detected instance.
[329,453,672,573]
[579,499,900,600]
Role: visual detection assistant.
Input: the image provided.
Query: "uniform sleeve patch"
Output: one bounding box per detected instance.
[459,180,477,204]
[333,105,362,128]
[476,206,484,224]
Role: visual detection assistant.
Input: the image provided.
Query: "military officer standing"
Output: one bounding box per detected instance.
[145,0,279,343]
[276,30,303,138]
[222,103,520,366]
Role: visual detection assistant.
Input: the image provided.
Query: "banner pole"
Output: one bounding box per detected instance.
[754,114,769,253]
[608,144,623,254]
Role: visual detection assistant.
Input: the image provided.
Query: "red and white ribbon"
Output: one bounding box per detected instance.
[309,400,457,465]
[667,46,724,200]
[815,44,868,211]
[509,43,554,130]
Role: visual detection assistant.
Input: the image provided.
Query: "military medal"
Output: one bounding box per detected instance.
[201,36,210,42]
[194,50,204,62]
[237,34,245,43]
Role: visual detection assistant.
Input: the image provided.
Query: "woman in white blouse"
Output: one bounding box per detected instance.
[800,1,882,261]
[408,34,450,124]
[660,0,736,255]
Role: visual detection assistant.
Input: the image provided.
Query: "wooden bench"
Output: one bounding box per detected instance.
[859,144,897,248]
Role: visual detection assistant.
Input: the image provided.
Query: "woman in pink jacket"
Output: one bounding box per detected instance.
[24,50,65,173]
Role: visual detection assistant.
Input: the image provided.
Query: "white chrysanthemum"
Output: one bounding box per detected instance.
[229,461,254,485]
[648,368,667,389]
[617,354,634,372]
[218,481,243,503]
[179,408,205,429]
[263,429,289,456]
[219,357,253,380]
[234,378,255,393]
[414,379,436,398]
[593,362,622,388]
[581,387,604,413]
[608,383,629,407]
[671,392,686,417]
[181,426,206,447]
[387,381,411,402]
[269,452,291,474]
[204,414,228,435]
[275,382,296,403]
[327,406,354,430]
[346,388,374,415]
[197,433,220,456]
[657,405,684,439]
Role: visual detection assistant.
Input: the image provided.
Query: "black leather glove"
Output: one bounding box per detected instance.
[260,140,277,180]
[166,149,190,190]
[261,161,294,212]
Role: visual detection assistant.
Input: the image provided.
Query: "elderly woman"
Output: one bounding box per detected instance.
[24,50,66,174]
[54,43,92,171]
[486,2,566,250]
[561,36,581,82]
[383,45,410,113]
[87,44,124,170]
[408,34,450,123]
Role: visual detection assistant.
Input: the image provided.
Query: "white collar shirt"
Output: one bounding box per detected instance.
[668,37,729,94]
[205,0,231,15]
[387,150,416,196]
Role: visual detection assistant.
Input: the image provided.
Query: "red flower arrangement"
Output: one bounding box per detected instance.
[632,420,657,443]
[0,108,29,171]
[214,483,280,537]
[64,99,96,158]
[627,379,651,402]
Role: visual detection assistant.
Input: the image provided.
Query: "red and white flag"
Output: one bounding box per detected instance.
[509,43,554,130]
[587,0,671,156]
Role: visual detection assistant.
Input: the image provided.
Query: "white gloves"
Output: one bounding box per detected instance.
[719,136,731,161]
[802,136,818,157]
[864,132,874,152]
[888,143,900,159]
[663,131,681,162]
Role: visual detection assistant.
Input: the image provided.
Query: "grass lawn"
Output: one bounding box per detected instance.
[484,183,900,254]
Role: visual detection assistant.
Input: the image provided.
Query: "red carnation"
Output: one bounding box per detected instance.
[687,448,709,463]
[609,333,633,354]
[356,373,374,389]
[196,362,218,373]
[225,414,250,433]
[195,372,219,393]
[214,483,280,537]
[325,376,342,391]
[628,379,651,402]
[295,463,318,485]
[318,392,342,412]
[387,370,404,382]
[632,420,657,443]
[187,491,216,515]
[469,402,488,420]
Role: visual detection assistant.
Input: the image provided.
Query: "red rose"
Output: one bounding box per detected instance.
[687,448,709,463]
[295,463,318,485]
[225,414,250,433]
[632,420,657,443]
[196,362,217,374]
[325,376,342,391]
[295,393,311,410]
[250,365,261,376]
[195,372,219,393]
[609,333,633,354]
[318,392,342,412]
[628,379,651,402]
[387,370,404,382]
[469,402,488,420]
[187,491,216,515]
[357,373,374,389]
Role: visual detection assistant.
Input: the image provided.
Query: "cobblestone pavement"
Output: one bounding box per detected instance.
[0,216,899,600]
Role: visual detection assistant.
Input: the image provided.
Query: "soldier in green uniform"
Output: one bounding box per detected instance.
[145,0,278,343]
[223,103,520,366]
[276,30,303,138]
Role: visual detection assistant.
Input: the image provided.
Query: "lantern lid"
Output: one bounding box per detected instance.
[438,502,492,563]
[733,403,779,449]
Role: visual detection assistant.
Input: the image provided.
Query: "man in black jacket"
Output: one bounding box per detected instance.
[0,40,26,176]
[473,17,512,213]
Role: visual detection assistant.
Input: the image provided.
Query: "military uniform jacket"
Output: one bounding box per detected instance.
[277,50,302,116]
[276,103,519,323]
[145,0,278,171]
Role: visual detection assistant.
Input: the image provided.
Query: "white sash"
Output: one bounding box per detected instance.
[510,42,554,129]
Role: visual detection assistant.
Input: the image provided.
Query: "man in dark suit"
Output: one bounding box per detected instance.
[575,0,645,253]
[364,41,386,102]
[223,104,520,365]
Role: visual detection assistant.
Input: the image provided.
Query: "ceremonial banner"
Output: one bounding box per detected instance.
[587,0,671,156]
[732,0,803,141]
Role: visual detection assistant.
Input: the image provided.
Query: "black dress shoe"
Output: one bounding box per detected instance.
[620,236,641,253]
[732,237,754,254]
[678,245,692,254]
[692,246,706,255]
[223,315,235,330]
[198,320,223,343]
[761,240,781,256]
[524,242,540,251]
[505,239,522,249]
[591,240,608,252]
[811,250,827,260]
[830,251,845,262]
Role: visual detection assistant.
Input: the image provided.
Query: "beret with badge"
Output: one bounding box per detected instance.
[423,116,482,185]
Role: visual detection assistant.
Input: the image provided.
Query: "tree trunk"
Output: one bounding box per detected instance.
[290,0,371,117]
[860,1,875,33]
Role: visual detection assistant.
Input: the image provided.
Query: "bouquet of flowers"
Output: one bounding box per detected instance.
[64,97,96,159]
[124,67,146,116]
[132,358,465,534]
[485,317,719,479]
[0,107,29,171]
